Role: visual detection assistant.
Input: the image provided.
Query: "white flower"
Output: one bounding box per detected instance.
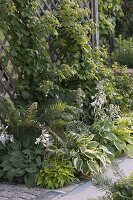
[35,138,41,145]
[43,133,49,138]
[0,133,6,145]
[35,129,52,147]
[0,132,14,145]
[10,135,14,143]
[42,138,47,144]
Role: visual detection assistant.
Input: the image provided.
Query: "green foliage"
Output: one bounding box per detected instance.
[0,0,96,103]
[112,173,133,199]
[92,169,133,200]
[36,159,76,189]
[0,97,41,147]
[99,0,123,44]
[0,141,45,187]
[112,37,133,68]
[112,115,133,157]
[116,0,133,37]
[68,134,111,175]
[91,83,133,158]
[0,0,133,190]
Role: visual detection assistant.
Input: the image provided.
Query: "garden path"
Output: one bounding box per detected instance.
[0,156,133,200]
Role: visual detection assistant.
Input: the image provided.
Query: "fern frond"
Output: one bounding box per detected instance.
[50,102,67,112]
[24,102,38,125]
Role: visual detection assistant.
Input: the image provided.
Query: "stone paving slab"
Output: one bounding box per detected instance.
[0,156,133,200]
[0,180,85,200]
[58,156,133,200]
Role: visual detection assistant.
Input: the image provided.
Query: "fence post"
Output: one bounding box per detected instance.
[91,0,99,48]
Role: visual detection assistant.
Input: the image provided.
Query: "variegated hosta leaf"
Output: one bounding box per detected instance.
[87,160,100,173]
[86,141,99,148]
[73,157,100,175]
[73,157,83,171]
[99,145,114,156]
[81,160,90,175]
[124,144,133,158]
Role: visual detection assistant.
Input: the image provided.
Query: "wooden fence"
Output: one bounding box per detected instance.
[0,0,99,100]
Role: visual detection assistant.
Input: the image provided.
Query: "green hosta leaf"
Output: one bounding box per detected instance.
[125,145,133,158]
[126,137,133,145]
[3,164,12,172]
[9,157,26,168]
[26,163,37,173]
[0,160,11,168]
[36,157,42,167]
[99,145,114,156]
[24,173,36,187]
[87,141,99,148]
[113,141,123,152]
[78,135,94,144]
[7,168,15,182]
[10,140,20,150]
[10,151,23,157]
[73,157,83,171]
[81,161,90,175]
[104,132,118,141]
[88,160,100,173]
[96,153,107,166]
[84,149,98,159]
[15,168,25,177]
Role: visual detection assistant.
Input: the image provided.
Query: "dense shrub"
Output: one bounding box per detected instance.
[112,37,133,68]
[116,0,133,37]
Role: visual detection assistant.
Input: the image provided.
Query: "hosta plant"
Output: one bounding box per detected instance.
[0,139,46,187]
[111,115,133,157]
[68,133,112,175]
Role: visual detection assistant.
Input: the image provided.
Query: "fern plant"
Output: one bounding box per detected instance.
[0,97,41,147]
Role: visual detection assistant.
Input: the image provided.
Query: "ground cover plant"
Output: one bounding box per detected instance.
[91,167,133,200]
[0,0,133,189]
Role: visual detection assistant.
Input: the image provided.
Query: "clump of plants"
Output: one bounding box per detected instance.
[112,37,133,68]
[0,0,133,190]
[36,159,77,189]
[92,167,133,200]
[0,97,111,188]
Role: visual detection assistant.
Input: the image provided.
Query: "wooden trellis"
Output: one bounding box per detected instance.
[0,0,99,100]
[38,0,99,47]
